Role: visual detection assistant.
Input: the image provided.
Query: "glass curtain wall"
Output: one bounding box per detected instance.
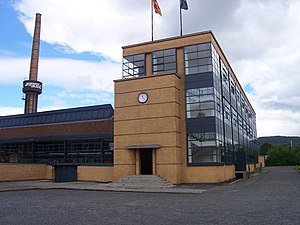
[184,42,257,165]
[185,43,222,164]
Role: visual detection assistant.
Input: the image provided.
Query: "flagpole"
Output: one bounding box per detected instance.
[180,4,183,36]
[151,0,154,41]
[180,0,188,36]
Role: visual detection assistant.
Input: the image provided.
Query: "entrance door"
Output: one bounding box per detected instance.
[235,151,246,171]
[54,165,77,182]
[140,149,153,175]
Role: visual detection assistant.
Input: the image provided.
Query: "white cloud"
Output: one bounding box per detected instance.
[0,107,23,116]
[14,0,158,61]
[0,57,120,92]
[0,56,119,115]
[221,0,300,137]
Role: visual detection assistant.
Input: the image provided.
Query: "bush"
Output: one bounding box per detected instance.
[293,144,300,165]
[266,144,295,166]
[259,143,273,155]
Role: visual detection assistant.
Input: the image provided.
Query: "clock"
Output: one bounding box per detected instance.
[138,92,148,103]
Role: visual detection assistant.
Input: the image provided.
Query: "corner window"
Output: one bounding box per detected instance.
[184,43,213,75]
[123,54,145,79]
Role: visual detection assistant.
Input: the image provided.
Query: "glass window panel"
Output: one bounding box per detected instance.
[200,101,214,109]
[164,49,176,56]
[186,89,199,96]
[153,58,164,64]
[185,52,198,60]
[153,51,163,58]
[185,59,198,67]
[198,58,212,66]
[201,109,214,117]
[165,55,176,63]
[199,65,212,73]
[198,50,211,58]
[134,61,145,67]
[186,96,199,103]
[153,64,164,71]
[187,103,201,111]
[198,43,211,51]
[185,45,198,53]
[133,54,144,61]
[200,94,214,102]
[164,63,176,71]
[187,110,201,118]
[138,67,145,75]
[186,67,198,75]
[124,55,133,62]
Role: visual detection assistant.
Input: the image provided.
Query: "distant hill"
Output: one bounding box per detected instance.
[257,136,300,148]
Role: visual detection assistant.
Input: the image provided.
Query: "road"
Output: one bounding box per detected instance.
[0,166,299,225]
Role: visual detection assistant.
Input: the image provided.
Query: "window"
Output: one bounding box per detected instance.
[184,43,213,75]
[123,54,145,78]
[230,80,236,97]
[152,48,176,74]
[0,139,114,165]
[186,87,215,118]
[187,133,222,164]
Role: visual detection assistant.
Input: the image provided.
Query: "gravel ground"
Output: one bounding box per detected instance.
[0,166,299,225]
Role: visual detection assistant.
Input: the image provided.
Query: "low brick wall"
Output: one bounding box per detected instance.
[77,166,113,182]
[183,165,235,183]
[0,164,53,181]
[246,163,255,173]
[257,155,266,168]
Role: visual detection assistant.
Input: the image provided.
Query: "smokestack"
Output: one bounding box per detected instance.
[22,13,43,114]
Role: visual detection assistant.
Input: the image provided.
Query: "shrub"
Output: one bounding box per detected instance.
[266,144,295,166]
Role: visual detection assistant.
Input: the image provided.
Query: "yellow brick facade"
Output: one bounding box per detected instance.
[114,73,183,183]
[113,31,238,184]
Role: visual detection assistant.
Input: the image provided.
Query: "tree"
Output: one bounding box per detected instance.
[259,143,273,155]
[293,144,300,165]
[267,144,295,166]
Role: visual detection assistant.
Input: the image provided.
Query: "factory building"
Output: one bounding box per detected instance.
[0,19,257,184]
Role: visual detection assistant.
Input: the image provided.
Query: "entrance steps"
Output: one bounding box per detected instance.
[107,175,175,189]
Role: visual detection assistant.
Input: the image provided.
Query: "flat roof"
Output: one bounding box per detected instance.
[123,30,214,50]
[0,104,114,129]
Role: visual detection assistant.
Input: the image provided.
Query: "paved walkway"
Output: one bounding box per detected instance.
[0,179,208,194]
[0,168,273,194]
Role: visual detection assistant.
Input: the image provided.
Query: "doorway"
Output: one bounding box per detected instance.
[140,149,153,175]
[54,165,77,182]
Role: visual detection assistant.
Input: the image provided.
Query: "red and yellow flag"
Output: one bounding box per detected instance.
[152,0,162,16]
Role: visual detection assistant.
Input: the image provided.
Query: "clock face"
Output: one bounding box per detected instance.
[138,92,148,103]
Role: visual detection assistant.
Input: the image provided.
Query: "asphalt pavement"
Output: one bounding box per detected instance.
[0,166,299,225]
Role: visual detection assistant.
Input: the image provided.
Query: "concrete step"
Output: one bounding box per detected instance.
[107,175,175,189]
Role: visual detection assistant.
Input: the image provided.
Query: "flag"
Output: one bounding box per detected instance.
[152,0,162,16]
[180,0,188,10]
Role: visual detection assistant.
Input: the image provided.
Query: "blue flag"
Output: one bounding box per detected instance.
[180,0,188,10]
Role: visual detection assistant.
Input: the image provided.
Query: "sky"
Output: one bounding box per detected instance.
[0,0,300,137]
